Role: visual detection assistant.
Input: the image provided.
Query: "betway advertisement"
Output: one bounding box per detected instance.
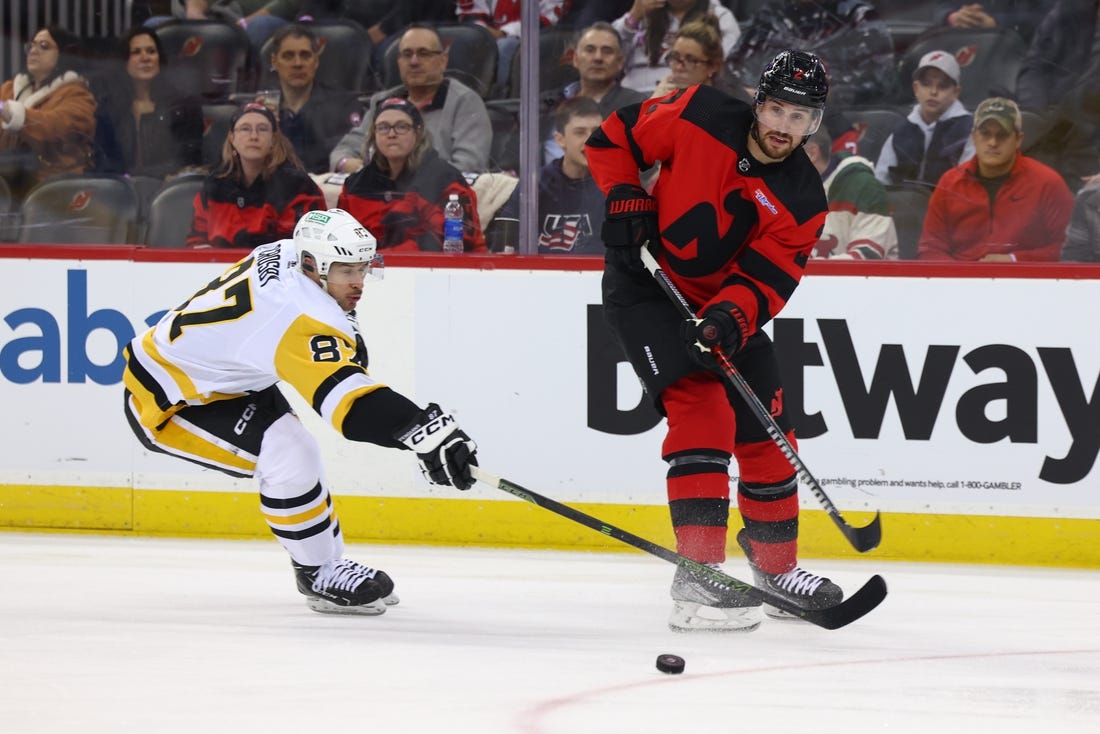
[1,251,1097,519]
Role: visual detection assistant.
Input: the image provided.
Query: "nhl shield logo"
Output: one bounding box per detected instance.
[738,158,750,173]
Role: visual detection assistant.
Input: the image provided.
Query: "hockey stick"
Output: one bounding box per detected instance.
[638,246,882,553]
[471,466,886,630]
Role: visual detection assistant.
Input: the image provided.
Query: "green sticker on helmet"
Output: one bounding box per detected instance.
[304,212,331,224]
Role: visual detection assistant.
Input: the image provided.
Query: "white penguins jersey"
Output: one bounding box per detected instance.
[123,240,384,434]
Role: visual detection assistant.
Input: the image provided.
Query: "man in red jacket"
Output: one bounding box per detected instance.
[587,50,842,633]
[918,97,1074,261]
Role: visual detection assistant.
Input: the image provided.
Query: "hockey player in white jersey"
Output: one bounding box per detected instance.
[122,209,478,615]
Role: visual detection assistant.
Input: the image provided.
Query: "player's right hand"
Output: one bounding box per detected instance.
[681,302,744,370]
[602,184,659,249]
[395,404,478,490]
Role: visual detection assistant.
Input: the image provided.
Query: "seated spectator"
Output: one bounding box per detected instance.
[338,98,486,252]
[935,1,1050,43]
[1061,178,1100,261]
[560,0,634,28]
[147,1,300,58]
[918,97,1073,261]
[299,0,458,70]
[650,14,728,98]
[613,0,739,95]
[805,127,898,260]
[1016,1,1097,112]
[1014,1,1100,189]
[330,24,491,175]
[500,97,606,255]
[727,0,894,107]
[0,26,96,190]
[456,1,568,96]
[875,50,975,186]
[261,24,364,174]
[543,21,646,163]
[187,102,325,248]
[92,27,203,179]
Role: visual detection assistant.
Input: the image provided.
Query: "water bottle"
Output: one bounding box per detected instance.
[443,194,464,254]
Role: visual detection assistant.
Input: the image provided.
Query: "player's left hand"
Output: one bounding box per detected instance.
[395,404,479,490]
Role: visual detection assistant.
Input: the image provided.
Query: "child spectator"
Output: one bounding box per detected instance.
[187,102,325,248]
[875,50,975,186]
[918,97,1073,261]
[500,96,606,255]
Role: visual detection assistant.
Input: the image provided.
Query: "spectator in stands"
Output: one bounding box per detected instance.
[500,97,605,255]
[650,14,728,98]
[92,27,203,179]
[543,21,646,162]
[299,0,457,70]
[149,1,300,58]
[1061,178,1100,261]
[187,102,325,248]
[805,127,898,260]
[918,97,1073,261]
[613,0,739,94]
[1016,0,1098,112]
[338,97,486,252]
[1014,1,1100,189]
[935,1,1051,43]
[727,0,894,107]
[560,0,634,28]
[0,26,96,190]
[875,50,975,186]
[262,24,364,174]
[330,24,491,175]
[457,1,569,96]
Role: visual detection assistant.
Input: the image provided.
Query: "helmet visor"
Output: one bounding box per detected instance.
[754,99,823,136]
[325,254,385,284]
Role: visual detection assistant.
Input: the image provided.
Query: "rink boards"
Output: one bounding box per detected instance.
[1,247,1098,567]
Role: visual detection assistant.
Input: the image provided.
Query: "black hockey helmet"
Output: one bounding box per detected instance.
[754,50,829,110]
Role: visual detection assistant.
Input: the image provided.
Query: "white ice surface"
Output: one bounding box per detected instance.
[1,533,1098,733]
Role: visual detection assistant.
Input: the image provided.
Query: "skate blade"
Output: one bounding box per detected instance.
[382,592,400,606]
[668,600,763,633]
[305,597,387,616]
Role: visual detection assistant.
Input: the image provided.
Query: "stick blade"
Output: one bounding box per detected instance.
[803,574,888,630]
[840,511,883,552]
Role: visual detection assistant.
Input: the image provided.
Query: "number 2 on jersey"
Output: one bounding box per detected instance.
[169,257,255,341]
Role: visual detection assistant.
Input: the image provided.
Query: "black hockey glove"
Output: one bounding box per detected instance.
[602,184,658,270]
[395,403,478,490]
[682,302,744,370]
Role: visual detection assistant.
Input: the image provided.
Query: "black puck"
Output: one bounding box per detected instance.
[655,653,685,674]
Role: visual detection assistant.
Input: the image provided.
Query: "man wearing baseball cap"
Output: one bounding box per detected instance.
[875,50,976,186]
[918,96,1074,261]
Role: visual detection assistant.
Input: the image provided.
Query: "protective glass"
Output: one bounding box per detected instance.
[754,100,823,136]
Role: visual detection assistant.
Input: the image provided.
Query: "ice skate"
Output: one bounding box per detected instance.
[668,563,763,632]
[737,530,843,619]
[293,558,399,615]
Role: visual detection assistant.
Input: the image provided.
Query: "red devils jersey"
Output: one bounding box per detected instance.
[586,84,827,339]
[187,164,326,249]
[337,148,486,252]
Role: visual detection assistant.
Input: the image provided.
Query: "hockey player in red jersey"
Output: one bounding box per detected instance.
[122,209,478,616]
[587,50,842,631]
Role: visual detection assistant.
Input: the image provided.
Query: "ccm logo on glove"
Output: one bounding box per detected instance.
[395,403,479,490]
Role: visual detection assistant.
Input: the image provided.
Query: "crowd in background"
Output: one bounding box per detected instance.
[1,0,1100,261]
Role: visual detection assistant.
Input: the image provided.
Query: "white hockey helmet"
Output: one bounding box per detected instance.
[293,208,382,281]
